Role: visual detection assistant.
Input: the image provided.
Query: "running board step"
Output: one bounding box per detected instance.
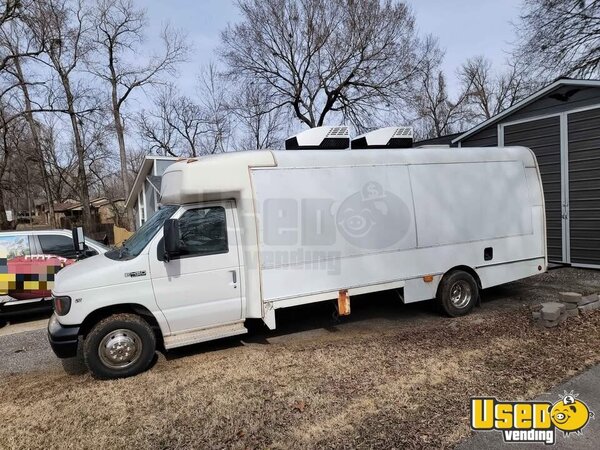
[163,322,247,350]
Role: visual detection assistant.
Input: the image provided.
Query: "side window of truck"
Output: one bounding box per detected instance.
[38,234,79,259]
[0,235,31,259]
[177,207,228,257]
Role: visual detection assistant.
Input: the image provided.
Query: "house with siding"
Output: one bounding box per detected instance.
[451,78,600,268]
[125,156,179,229]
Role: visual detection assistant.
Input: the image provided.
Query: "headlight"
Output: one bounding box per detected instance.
[53,296,72,316]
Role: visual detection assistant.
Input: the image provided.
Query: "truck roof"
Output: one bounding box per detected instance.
[160,146,537,205]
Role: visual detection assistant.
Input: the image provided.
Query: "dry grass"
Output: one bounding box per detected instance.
[1,304,600,449]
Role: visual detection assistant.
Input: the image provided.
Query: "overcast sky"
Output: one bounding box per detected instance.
[143,0,524,98]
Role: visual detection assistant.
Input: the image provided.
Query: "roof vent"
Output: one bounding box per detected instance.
[351,126,413,149]
[285,126,350,150]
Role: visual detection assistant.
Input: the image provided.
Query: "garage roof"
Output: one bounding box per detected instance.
[452,78,600,144]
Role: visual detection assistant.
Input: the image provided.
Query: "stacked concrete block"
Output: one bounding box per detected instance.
[559,292,600,314]
[559,292,582,319]
[578,294,600,314]
[532,291,599,328]
[535,302,567,328]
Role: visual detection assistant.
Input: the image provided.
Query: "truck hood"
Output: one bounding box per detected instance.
[53,253,149,295]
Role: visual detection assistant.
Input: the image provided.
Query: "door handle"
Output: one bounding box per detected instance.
[230,270,237,284]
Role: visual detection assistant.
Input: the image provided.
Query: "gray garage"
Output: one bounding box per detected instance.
[452,79,600,268]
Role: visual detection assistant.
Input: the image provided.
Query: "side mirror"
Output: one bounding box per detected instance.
[163,219,180,262]
[71,226,85,253]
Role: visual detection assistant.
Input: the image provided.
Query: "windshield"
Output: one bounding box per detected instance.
[105,205,179,261]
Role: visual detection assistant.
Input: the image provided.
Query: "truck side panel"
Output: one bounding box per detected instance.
[251,160,545,304]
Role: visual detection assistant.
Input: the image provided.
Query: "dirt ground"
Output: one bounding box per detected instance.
[0,268,599,449]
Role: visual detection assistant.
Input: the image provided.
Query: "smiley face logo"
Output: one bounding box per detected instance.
[336,182,411,250]
[551,392,594,434]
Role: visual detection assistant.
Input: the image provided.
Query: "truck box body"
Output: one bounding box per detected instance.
[160,147,546,328]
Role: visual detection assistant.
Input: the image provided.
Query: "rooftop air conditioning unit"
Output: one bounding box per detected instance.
[351,126,413,149]
[285,126,350,150]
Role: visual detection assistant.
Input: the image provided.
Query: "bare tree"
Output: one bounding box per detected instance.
[0,0,20,28]
[196,64,230,154]
[91,0,187,229]
[0,102,32,229]
[138,84,203,157]
[229,82,285,150]
[29,0,97,231]
[459,56,534,122]
[0,0,46,73]
[1,17,58,225]
[0,103,16,228]
[40,116,76,206]
[515,0,600,79]
[220,0,435,130]
[408,49,473,139]
[140,67,231,156]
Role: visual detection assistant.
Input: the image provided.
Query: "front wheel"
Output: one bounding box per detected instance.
[83,313,156,379]
[436,270,479,317]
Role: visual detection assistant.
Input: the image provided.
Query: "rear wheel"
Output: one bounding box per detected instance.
[436,270,478,317]
[83,313,156,379]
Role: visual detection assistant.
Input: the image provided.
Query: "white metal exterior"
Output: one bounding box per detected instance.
[353,126,413,145]
[252,148,545,310]
[147,201,243,333]
[287,126,349,147]
[52,146,547,343]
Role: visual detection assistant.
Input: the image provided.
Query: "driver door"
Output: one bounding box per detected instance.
[148,201,242,334]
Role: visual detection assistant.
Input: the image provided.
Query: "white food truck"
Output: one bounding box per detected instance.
[48,127,547,379]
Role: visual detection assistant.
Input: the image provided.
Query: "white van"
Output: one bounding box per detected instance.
[48,130,546,379]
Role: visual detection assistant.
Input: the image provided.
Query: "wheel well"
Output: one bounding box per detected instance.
[79,304,163,344]
[443,265,482,289]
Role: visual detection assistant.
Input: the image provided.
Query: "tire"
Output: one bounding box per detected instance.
[83,313,156,379]
[436,270,478,317]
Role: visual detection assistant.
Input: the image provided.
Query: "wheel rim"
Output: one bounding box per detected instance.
[98,329,143,369]
[449,280,472,309]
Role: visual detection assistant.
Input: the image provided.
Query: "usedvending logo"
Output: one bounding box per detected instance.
[336,181,411,249]
[471,391,594,445]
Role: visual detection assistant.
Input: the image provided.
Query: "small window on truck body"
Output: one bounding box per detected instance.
[177,206,229,258]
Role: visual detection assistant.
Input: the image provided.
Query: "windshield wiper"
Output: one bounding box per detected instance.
[118,246,130,259]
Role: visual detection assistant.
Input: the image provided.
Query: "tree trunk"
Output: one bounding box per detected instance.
[111,84,135,231]
[0,150,10,230]
[0,187,9,230]
[62,76,93,233]
[13,56,57,228]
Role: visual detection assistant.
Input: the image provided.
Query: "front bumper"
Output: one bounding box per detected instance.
[47,314,80,358]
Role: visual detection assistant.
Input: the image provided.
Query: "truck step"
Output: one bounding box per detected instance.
[163,321,248,350]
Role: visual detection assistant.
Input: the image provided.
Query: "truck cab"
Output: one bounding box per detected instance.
[48,199,248,379]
